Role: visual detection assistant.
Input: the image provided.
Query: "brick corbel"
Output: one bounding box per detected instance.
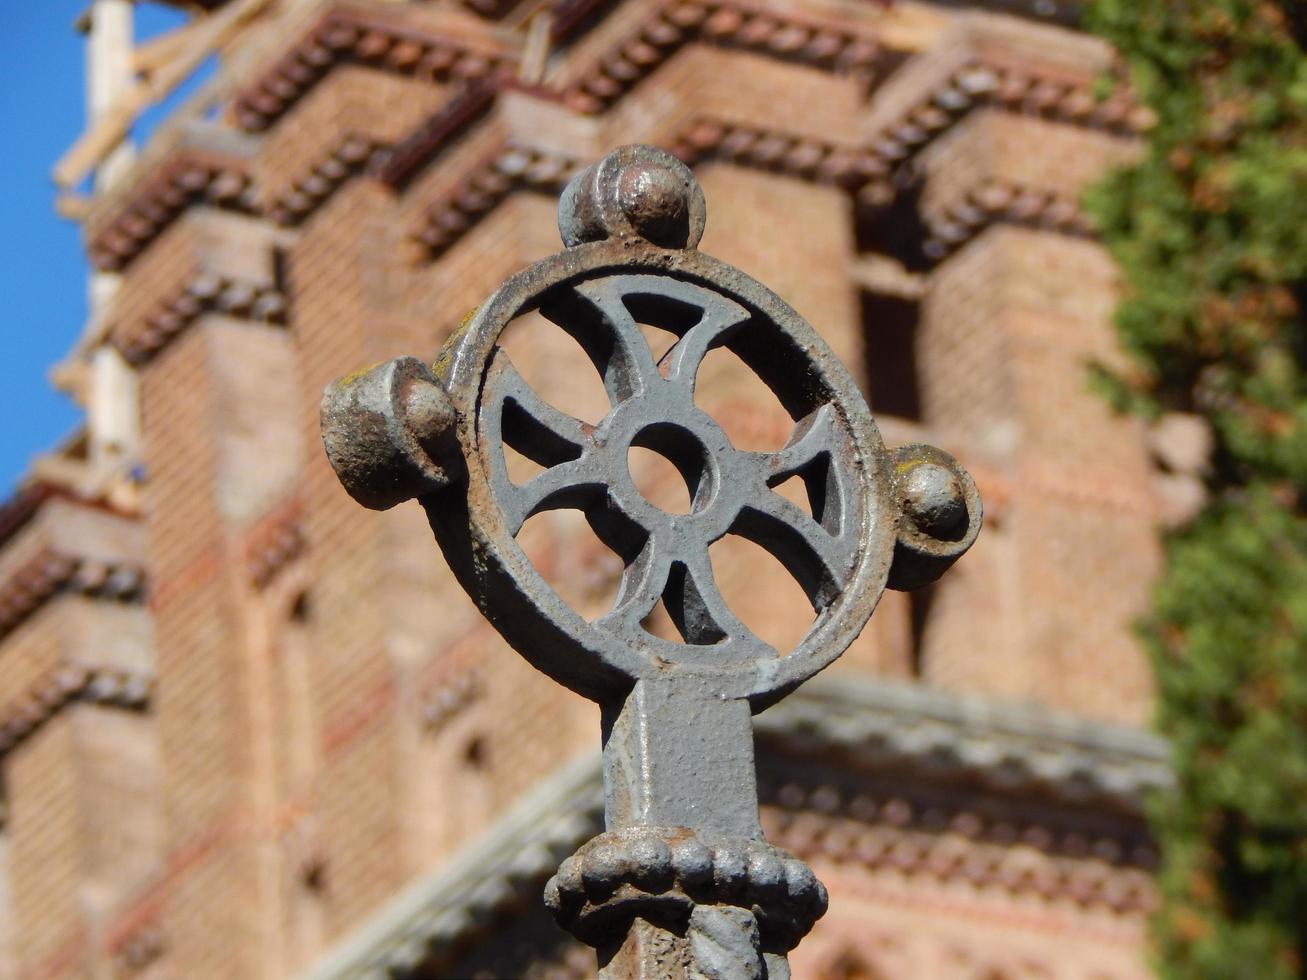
[559,0,883,114]
[86,154,259,273]
[232,6,514,133]
[409,143,578,259]
[919,177,1092,260]
[0,548,145,646]
[111,273,288,367]
[860,63,1139,265]
[375,78,505,191]
[266,134,384,226]
[0,661,153,757]
[862,58,1149,189]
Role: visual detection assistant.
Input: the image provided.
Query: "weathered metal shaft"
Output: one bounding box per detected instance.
[546,677,825,977]
[603,681,760,837]
[597,681,773,978]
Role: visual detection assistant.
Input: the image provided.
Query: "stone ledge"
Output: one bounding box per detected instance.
[758,674,1171,807]
[302,679,1168,978]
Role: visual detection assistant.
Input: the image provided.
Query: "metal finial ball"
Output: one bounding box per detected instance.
[900,462,967,538]
[617,162,694,247]
[559,145,706,249]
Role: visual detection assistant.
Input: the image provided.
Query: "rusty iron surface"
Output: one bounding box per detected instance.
[320,144,981,978]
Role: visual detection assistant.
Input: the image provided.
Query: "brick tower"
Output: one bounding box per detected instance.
[1,1,1179,977]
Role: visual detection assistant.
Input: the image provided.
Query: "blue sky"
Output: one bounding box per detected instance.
[0,3,192,496]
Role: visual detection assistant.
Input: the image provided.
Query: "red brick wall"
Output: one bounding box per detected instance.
[919,225,1158,724]
[0,2,1166,976]
[7,719,85,978]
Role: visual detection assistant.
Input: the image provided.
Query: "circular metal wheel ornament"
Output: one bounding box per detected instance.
[423,147,905,708]
[320,144,983,977]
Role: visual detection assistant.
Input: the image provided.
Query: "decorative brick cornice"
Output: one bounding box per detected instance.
[232,7,514,133]
[344,96,1103,272]
[0,662,153,757]
[408,119,882,261]
[670,118,889,193]
[267,134,384,226]
[920,178,1092,260]
[410,144,578,259]
[760,771,1155,872]
[768,806,1155,914]
[0,549,145,645]
[81,14,1144,277]
[560,0,883,114]
[863,59,1150,185]
[87,154,258,273]
[111,274,288,367]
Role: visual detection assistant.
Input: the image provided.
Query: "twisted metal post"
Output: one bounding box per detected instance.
[320,145,981,978]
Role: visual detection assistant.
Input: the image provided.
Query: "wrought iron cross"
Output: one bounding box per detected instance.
[321,145,981,979]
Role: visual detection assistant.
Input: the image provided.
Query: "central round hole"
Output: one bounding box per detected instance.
[628,446,693,514]
[627,425,708,515]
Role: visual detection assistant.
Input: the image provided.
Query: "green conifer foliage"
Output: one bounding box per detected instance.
[1084,2,1307,976]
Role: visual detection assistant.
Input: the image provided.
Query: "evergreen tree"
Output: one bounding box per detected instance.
[1084,2,1307,976]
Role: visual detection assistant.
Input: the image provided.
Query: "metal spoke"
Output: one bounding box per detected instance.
[503,457,609,535]
[677,551,776,657]
[485,350,591,465]
[731,489,851,609]
[747,405,847,536]
[654,287,750,391]
[661,559,726,645]
[732,405,855,608]
[770,405,841,473]
[599,536,673,630]
[483,350,608,534]
[543,277,662,404]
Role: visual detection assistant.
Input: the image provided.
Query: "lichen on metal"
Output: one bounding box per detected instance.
[320,144,981,979]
